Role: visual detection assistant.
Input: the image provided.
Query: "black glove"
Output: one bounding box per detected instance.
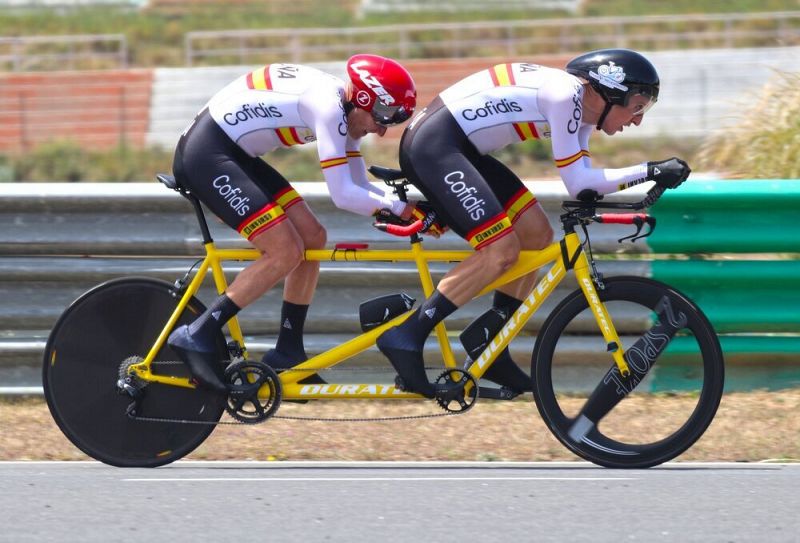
[373,208,408,226]
[410,201,447,236]
[647,158,691,189]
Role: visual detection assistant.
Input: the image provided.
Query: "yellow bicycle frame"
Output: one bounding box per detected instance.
[129,230,630,400]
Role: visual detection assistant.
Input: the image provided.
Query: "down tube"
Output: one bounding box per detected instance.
[468,257,568,380]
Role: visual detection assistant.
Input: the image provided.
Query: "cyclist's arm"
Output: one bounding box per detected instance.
[344,139,389,197]
[541,78,648,198]
[302,88,406,217]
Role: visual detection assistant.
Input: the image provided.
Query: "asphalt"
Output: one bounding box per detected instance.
[1,461,798,542]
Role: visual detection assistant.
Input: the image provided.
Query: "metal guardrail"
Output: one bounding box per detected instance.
[185,11,800,65]
[2,180,797,393]
[0,181,649,389]
[647,180,800,378]
[0,34,128,72]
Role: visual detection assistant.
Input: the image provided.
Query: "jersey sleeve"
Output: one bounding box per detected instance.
[539,76,648,198]
[301,87,404,216]
[344,138,389,198]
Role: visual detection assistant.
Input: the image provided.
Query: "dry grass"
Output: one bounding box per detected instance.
[697,70,800,178]
[1,390,799,463]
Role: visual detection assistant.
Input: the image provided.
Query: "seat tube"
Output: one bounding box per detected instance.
[411,241,458,368]
[207,243,246,352]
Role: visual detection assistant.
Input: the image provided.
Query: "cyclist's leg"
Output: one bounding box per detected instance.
[270,202,326,378]
[378,102,522,396]
[168,111,305,390]
[477,154,554,299]
[283,201,326,305]
[238,154,327,382]
[225,221,304,306]
[461,155,553,391]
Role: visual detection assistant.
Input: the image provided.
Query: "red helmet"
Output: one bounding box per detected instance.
[346,54,416,125]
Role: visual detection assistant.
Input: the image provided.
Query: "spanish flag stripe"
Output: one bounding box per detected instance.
[282,196,302,210]
[555,150,589,168]
[465,212,507,242]
[245,214,288,241]
[489,66,501,87]
[275,187,303,210]
[346,151,362,158]
[263,67,273,90]
[288,127,301,145]
[506,189,537,224]
[528,122,539,138]
[249,67,271,91]
[514,122,538,141]
[275,129,292,147]
[246,72,255,90]
[512,123,526,141]
[492,64,514,87]
[236,202,287,240]
[320,157,348,169]
[505,63,516,86]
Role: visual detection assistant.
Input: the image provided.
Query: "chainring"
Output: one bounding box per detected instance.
[223,360,282,424]
[434,369,478,413]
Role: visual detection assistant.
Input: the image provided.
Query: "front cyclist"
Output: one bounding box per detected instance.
[168,54,417,392]
[377,48,691,398]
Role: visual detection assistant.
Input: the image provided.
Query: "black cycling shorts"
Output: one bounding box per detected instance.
[399,97,537,249]
[173,109,303,241]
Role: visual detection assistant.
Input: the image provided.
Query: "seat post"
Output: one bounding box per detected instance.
[185,191,214,244]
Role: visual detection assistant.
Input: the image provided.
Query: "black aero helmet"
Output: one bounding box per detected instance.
[566,48,659,130]
[566,48,659,106]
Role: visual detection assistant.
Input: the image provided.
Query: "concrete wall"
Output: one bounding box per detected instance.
[146,46,800,149]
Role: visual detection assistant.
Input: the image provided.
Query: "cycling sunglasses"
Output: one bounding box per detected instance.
[371,101,414,126]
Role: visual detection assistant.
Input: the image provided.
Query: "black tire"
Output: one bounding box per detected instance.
[43,278,228,468]
[532,276,724,468]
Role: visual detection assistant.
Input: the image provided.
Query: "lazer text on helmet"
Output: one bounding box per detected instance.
[349,61,396,106]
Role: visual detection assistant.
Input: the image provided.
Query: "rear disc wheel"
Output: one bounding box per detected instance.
[43,278,228,467]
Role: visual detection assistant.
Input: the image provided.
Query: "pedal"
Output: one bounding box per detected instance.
[227,341,245,359]
[476,386,520,401]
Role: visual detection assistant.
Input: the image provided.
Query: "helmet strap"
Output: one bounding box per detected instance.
[596,100,613,131]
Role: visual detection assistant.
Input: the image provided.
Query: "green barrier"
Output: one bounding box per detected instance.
[653,260,800,333]
[655,337,800,392]
[649,179,800,254]
[648,180,799,390]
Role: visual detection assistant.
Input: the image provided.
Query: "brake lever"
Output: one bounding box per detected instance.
[618,216,656,243]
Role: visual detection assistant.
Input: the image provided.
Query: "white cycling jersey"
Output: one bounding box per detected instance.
[438,62,648,197]
[206,63,405,216]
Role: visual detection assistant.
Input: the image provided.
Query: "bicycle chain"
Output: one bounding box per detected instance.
[125,362,475,425]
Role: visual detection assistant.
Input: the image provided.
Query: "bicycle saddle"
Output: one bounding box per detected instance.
[156,173,177,189]
[368,165,405,181]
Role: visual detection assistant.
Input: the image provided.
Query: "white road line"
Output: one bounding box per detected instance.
[123,476,637,482]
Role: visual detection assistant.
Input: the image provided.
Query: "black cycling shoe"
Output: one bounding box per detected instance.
[261,349,327,385]
[167,325,228,394]
[376,328,435,399]
[481,351,533,393]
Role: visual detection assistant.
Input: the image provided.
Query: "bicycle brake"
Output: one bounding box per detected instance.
[618,216,656,243]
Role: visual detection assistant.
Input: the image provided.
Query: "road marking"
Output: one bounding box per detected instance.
[124,476,636,482]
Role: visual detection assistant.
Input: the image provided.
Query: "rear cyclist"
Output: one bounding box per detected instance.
[377,48,691,398]
[168,54,417,392]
